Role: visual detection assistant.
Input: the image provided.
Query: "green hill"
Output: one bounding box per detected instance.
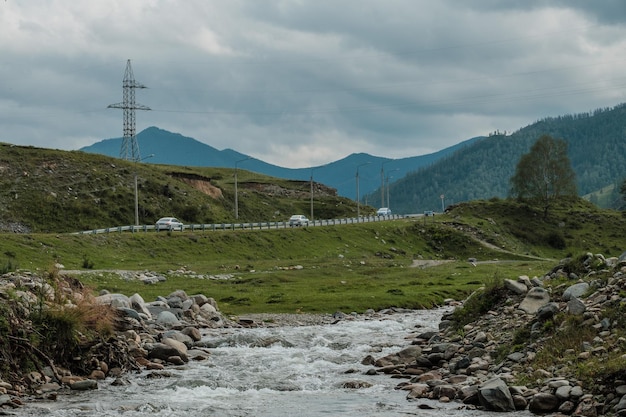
[0,143,363,233]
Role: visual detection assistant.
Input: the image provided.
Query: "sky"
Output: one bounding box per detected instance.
[2,1,626,168]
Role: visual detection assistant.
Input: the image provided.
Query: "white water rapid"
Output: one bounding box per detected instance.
[18,309,531,417]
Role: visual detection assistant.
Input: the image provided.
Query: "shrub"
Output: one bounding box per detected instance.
[546,231,566,249]
[449,273,507,328]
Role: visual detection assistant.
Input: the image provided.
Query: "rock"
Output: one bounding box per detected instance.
[567,297,586,315]
[478,377,515,412]
[70,379,98,391]
[615,394,626,412]
[156,311,180,327]
[562,282,590,301]
[536,302,560,321]
[96,293,131,309]
[575,397,598,417]
[528,392,560,413]
[0,394,12,406]
[406,383,430,399]
[182,326,202,342]
[518,287,550,314]
[89,370,106,380]
[342,380,372,389]
[504,279,528,295]
[163,330,194,348]
[167,356,185,366]
[433,384,457,400]
[512,394,528,410]
[147,342,189,363]
[161,338,189,357]
[555,384,572,400]
[130,293,152,318]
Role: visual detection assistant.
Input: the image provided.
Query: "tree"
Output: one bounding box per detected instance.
[620,179,626,209]
[510,135,577,217]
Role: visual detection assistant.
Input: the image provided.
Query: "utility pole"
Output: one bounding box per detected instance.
[356,162,370,219]
[108,59,151,162]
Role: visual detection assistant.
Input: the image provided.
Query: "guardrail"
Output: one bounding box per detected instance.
[74,214,406,235]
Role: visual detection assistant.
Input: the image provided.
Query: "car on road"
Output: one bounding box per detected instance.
[424,211,434,216]
[376,207,392,216]
[156,217,184,231]
[288,215,309,227]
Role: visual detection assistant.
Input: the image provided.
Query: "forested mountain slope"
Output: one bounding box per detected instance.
[379,104,626,213]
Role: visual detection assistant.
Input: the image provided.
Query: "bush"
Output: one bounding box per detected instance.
[449,273,507,328]
[546,231,566,249]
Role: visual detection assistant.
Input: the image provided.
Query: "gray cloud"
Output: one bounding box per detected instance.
[1,0,625,167]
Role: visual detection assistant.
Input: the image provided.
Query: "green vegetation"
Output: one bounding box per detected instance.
[375,103,626,212]
[6,192,622,315]
[0,143,366,233]
[510,135,577,218]
[448,272,507,329]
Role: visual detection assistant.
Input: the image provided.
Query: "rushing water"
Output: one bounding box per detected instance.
[19,309,531,417]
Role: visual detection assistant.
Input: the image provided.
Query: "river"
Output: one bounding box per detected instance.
[18,308,531,417]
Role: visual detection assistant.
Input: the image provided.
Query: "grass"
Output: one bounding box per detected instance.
[75,259,551,316]
[0,215,555,316]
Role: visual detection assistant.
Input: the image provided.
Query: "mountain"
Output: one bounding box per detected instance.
[376,104,626,213]
[80,127,483,201]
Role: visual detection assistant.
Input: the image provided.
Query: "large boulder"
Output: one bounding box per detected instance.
[96,293,131,309]
[130,293,152,319]
[156,311,180,327]
[536,302,560,321]
[478,377,515,412]
[529,392,560,413]
[147,342,189,363]
[504,279,528,295]
[518,287,550,314]
[562,282,590,301]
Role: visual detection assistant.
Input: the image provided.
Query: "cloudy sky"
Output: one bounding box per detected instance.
[2,1,626,168]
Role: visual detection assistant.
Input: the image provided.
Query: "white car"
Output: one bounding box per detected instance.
[155,217,184,231]
[288,215,309,227]
[376,207,392,216]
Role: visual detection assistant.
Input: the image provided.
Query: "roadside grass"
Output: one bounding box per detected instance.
[0,217,554,316]
[74,259,552,316]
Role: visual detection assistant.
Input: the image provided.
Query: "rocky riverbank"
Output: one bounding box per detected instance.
[368,252,626,416]
[2,252,626,415]
[0,268,351,412]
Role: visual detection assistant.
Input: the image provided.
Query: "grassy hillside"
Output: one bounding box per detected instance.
[0,143,366,233]
[0,197,622,316]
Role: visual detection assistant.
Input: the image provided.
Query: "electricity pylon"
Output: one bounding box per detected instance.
[108,59,151,162]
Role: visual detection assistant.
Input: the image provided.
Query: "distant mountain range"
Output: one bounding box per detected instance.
[80,127,482,201]
[81,103,626,213]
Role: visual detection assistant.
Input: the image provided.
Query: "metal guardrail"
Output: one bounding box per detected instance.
[74,214,406,235]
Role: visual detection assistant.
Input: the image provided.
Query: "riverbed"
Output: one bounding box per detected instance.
[17,308,532,417]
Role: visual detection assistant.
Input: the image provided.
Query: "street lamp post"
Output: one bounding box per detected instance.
[310,168,314,221]
[235,157,251,219]
[386,169,399,209]
[356,162,370,220]
[134,154,155,226]
[380,160,391,208]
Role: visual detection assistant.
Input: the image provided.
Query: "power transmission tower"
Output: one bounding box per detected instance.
[108,59,151,162]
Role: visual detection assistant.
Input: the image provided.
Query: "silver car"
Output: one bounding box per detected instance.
[155,217,184,231]
[288,215,309,227]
